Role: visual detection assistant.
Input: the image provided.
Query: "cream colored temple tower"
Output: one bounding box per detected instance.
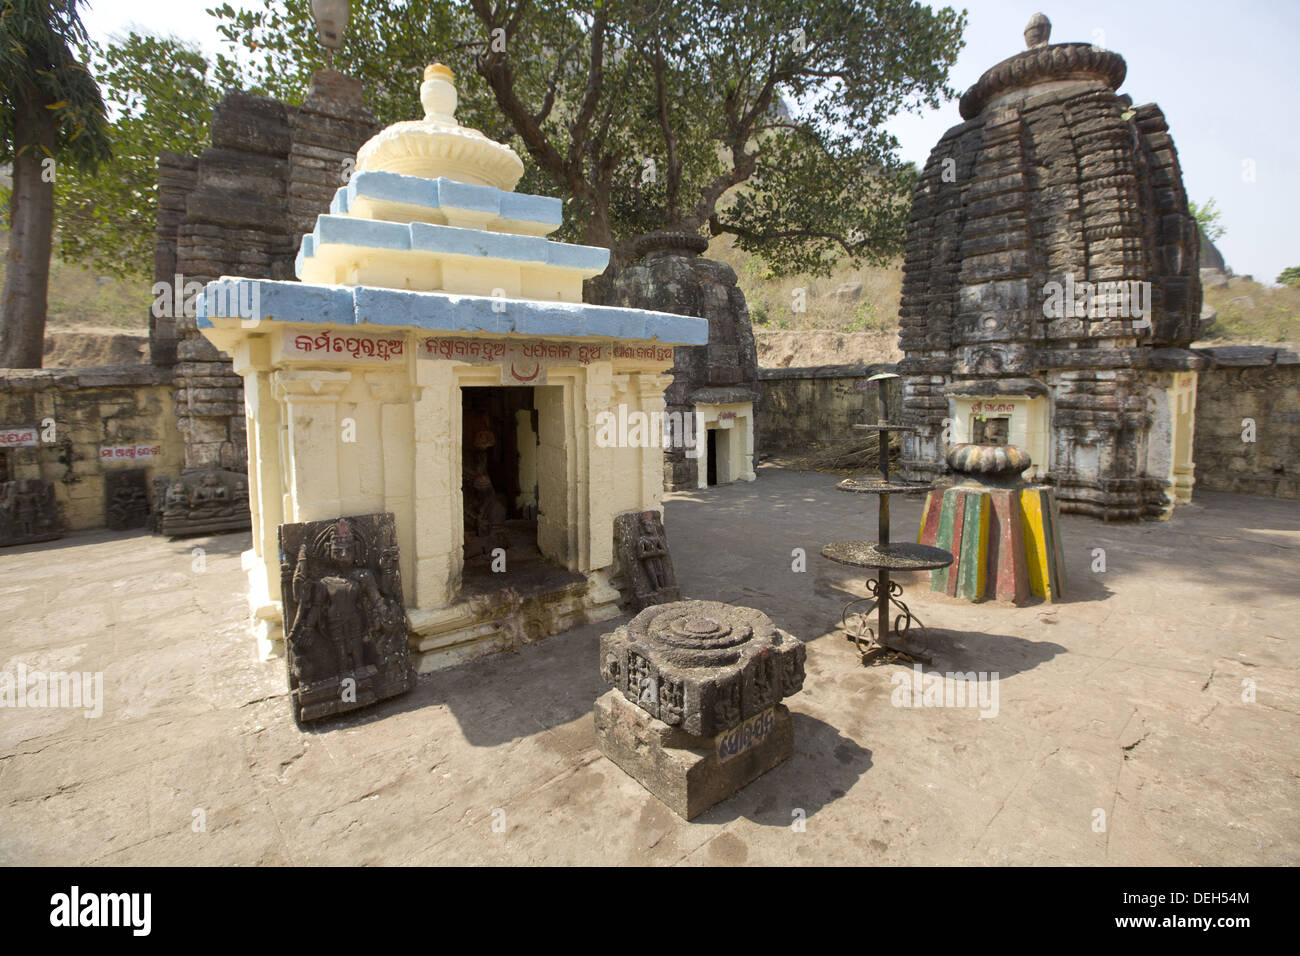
[200,66,706,669]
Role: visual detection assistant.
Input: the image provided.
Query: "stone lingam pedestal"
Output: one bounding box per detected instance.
[918,443,1067,604]
[198,65,707,671]
[595,600,805,820]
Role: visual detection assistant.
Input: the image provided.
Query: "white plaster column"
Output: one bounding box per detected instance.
[272,369,352,523]
[635,371,673,511]
[367,371,416,604]
[412,361,460,608]
[584,363,615,570]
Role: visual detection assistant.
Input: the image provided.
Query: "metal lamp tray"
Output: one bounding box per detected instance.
[820,540,954,571]
[836,476,933,495]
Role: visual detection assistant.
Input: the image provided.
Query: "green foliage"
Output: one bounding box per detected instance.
[209,0,965,273]
[0,0,111,169]
[1276,266,1300,289]
[1188,197,1226,242]
[844,299,878,332]
[54,32,225,278]
[1202,277,1300,343]
[46,0,966,280]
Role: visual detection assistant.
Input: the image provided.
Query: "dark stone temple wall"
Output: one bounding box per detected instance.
[897,17,1204,520]
[592,238,760,490]
[153,73,378,472]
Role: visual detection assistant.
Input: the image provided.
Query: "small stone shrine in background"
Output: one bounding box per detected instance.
[595,600,805,820]
[200,65,706,668]
[279,512,414,723]
[898,13,1204,520]
[595,233,760,491]
[917,443,1066,604]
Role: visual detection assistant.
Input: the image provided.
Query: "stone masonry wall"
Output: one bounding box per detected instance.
[163,73,378,472]
[0,367,185,531]
[151,151,198,367]
[1193,348,1300,498]
[758,364,900,454]
[758,352,1299,501]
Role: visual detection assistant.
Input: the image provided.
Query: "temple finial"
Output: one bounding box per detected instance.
[1025,13,1051,49]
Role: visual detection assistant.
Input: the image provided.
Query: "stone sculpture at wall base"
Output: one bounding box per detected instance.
[105,468,151,531]
[613,510,681,611]
[279,512,415,724]
[595,600,804,819]
[0,478,63,547]
[154,469,251,536]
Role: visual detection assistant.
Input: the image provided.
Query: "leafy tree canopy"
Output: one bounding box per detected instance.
[1188,197,1226,243]
[55,0,966,280]
[53,32,239,277]
[0,0,111,168]
[1277,266,1300,289]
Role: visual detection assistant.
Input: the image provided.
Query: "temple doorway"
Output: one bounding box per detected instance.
[462,386,539,574]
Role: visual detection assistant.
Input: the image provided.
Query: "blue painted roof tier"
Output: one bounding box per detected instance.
[196,278,709,345]
[330,170,562,229]
[295,214,610,280]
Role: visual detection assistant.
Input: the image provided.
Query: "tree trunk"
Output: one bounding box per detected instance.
[1,90,57,369]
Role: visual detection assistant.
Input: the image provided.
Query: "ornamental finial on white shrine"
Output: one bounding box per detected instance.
[421,63,457,122]
[354,61,525,191]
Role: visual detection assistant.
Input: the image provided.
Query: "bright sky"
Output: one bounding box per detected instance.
[82,0,1299,284]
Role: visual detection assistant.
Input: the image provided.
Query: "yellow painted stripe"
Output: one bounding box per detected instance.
[1021,488,1050,599]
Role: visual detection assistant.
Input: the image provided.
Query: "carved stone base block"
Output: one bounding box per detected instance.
[593,689,793,821]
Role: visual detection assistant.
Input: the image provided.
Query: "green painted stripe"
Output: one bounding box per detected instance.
[956,491,988,600]
[932,490,958,593]
[1049,492,1067,596]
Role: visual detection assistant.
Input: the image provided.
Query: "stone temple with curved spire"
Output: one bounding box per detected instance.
[898,13,1205,520]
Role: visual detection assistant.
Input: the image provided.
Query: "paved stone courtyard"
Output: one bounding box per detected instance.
[1,465,1296,865]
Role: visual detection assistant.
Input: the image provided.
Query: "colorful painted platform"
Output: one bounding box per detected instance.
[918,483,1066,604]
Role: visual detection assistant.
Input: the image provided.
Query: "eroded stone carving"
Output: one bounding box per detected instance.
[278,512,414,723]
[599,600,805,737]
[614,510,681,611]
[595,600,806,819]
[154,469,250,536]
[0,478,63,547]
[105,469,151,531]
